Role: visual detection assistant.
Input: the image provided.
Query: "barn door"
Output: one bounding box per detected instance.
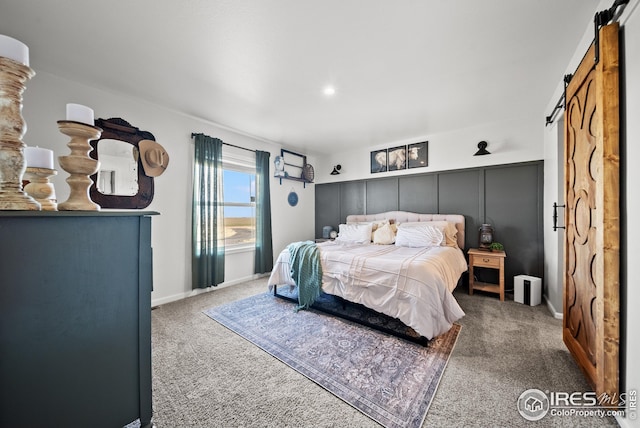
[563,22,620,399]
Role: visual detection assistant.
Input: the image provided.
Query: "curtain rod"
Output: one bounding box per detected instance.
[191,133,256,153]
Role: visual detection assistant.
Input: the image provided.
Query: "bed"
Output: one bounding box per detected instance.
[267,211,468,341]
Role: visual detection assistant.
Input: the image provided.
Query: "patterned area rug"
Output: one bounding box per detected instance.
[204,292,460,428]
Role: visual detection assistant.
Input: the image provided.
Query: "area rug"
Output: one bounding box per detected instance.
[204,292,460,428]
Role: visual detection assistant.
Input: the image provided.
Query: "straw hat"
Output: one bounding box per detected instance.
[139,139,169,177]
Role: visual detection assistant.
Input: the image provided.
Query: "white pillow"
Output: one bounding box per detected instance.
[373,222,396,245]
[395,223,444,248]
[398,221,458,248]
[345,221,374,226]
[335,223,373,244]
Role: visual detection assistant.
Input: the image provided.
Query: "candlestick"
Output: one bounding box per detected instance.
[0,55,40,210]
[24,167,58,211]
[25,146,54,169]
[66,103,94,126]
[57,120,102,211]
[0,35,29,66]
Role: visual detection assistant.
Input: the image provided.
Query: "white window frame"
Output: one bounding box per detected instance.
[221,147,256,253]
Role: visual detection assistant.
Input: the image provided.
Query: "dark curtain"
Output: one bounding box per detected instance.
[192,134,225,289]
[254,150,273,273]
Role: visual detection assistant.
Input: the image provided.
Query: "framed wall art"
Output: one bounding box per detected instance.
[370,149,387,173]
[408,141,428,169]
[387,145,407,171]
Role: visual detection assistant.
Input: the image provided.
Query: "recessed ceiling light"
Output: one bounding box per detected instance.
[323,86,336,96]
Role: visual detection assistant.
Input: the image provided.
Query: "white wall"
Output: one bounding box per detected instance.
[542,118,565,317]
[21,71,315,306]
[621,2,640,426]
[313,116,543,184]
[541,96,569,321]
[543,1,639,425]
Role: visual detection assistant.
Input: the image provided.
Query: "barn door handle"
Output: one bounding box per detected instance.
[553,202,565,231]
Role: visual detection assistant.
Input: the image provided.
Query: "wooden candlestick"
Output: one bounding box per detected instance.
[0,56,40,210]
[57,120,102,211]
[24,167,58,211]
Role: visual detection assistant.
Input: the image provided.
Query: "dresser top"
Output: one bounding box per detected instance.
[0,210,159,217]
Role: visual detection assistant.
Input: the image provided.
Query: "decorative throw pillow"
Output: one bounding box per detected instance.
[444,222,459,248]
[426,221,458,248]
[373,222,396,245]
[395,223,444,248]
[347,219,393,241]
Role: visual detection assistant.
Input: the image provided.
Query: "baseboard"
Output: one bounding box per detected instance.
[151,273,268,307]
[544,295,563,319]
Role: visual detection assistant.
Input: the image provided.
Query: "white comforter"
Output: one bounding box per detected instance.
[268,241,467,339]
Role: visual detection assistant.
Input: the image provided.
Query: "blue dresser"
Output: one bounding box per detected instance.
[0,211,156,428]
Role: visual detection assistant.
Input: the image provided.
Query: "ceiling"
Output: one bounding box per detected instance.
[1,0,600,155]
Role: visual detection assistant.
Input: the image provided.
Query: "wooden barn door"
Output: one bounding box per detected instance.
[563,22,620,399]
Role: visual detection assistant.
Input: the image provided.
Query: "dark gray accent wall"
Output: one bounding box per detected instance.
[437,169,482,250]
[315,182,340,239]
[315,161,544,289]
[484,162,544,286]
[366,177,398,214]
[339,181,365,223]
[314,181,366,238]
[399,174,438,213]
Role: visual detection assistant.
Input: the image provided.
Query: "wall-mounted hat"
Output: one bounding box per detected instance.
[139,139,169,177]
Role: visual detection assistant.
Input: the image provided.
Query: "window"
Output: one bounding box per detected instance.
[222,148,256,247]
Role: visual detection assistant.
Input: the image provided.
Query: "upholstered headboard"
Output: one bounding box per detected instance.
[345,211,466,249]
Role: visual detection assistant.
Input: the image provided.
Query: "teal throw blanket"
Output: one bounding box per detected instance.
[287,240,322,312]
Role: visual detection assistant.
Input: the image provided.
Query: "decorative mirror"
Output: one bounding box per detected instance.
[96,139,138,196]
[89,118,154,209]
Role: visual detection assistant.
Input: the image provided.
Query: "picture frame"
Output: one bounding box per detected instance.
[370,149,387,173]
[408,141,428,169]
[387,145,407,171]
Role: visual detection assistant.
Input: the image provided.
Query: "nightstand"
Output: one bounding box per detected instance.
[468,248,507,301]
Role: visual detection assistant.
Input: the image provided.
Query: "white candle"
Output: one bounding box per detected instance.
[0,34,29,66]
[66,103,94,125]
[25,146,54,169]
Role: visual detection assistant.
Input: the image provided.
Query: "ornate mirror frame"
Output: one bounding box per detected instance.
[89,117,154,209]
